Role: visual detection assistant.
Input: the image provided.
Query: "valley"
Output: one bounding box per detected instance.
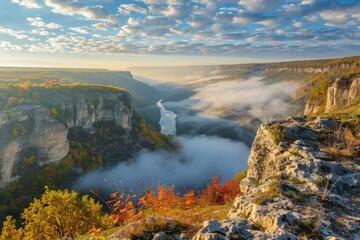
[0,55,359,239]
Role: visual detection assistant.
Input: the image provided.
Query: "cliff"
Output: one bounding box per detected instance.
[195,117,360,239]
[305,77,360,115]
[0,84,133,186]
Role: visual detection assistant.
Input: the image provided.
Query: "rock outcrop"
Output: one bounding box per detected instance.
[0,105,69,185]
[60,91,132,133]
[304,77,360,115]
[326,77,360,113]
[263,63,351,74]
[0,88,133,186]
[195,116,360,239]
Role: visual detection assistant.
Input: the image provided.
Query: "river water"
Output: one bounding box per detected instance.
[157,100,177,135]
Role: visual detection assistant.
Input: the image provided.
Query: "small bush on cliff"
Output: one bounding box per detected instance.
[266,123,286,145]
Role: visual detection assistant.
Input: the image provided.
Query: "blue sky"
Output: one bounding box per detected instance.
[0,0,359,69]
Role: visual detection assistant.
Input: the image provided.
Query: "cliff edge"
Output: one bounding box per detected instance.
[195,116,360,239]
[0,84,133,186]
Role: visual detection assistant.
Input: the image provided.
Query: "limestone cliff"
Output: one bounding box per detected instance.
[195,117,360,239]
[325,77,360,113]
[0,105,69,184]
[305,77,360,115]
[0,85,133,186]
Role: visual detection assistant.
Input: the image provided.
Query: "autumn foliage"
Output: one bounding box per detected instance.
[107,176,242,227]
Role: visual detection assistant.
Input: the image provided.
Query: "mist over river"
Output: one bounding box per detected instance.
[75,95,250,194]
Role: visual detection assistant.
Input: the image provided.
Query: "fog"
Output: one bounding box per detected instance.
[191,77,299,121]
[74,135,250,194]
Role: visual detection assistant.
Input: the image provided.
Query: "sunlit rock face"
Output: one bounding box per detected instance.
[0,90,133,186]
[195,116,360,239]
[61,91,133,133]
[0,105,69,185]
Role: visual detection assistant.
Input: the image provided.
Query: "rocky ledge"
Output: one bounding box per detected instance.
[195,116,360,239]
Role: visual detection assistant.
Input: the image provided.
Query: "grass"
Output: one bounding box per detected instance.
[252,180,281,206]
[282,184,310,203]
[321,124,360,159]
[289,151,304,158]
[266,123,286,145]
[289,177,306,184]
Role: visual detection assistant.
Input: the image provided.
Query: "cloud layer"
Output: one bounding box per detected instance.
[74,135,250,194]
[1,0,359,58]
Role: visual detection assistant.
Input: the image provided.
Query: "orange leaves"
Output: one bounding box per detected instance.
[184,190,196,209]
[107,176,242,226]
[108,190,142,225]
[199,176,242,206]
[139,184,181,215]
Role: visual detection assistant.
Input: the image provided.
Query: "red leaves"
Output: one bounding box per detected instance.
[200,176,241,205]
[108,176,242,225]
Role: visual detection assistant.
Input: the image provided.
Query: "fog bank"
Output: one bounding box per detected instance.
[74,135,249,194]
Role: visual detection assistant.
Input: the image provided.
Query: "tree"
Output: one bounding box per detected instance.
[0,216,23,240]
[21,187,102,240]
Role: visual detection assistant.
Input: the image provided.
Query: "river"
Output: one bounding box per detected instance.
[157,99,177,135]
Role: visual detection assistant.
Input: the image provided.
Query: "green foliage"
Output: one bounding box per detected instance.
[234,170,248,182]
[49,108,58,119]
[252,180,281,205]
[6,97,25,107]
[21,188,102,240]
[12,122,27,137]
[138,118,174,150]
[266,123,286,145]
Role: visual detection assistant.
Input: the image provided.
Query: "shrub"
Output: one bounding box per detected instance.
[21,187,103,240]
[266,123,286,145]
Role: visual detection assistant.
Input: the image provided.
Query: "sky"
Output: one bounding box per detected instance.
[0,0,359,69]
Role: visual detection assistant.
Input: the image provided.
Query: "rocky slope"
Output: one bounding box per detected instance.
[0,84,133,186]
[194,116,360,239]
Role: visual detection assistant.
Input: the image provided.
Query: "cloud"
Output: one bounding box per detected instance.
[118,4,147,15]
[238,0,280,13]
[190,76,298,121]
[11,0,41,9]
[74,135,249,194]
[0,27,29,39]
[31,29,51,36]
[70,27,90,34]
[27,17,62,29]
[91,23,109,31]
[0,41,23,51]
[44,0,117,23]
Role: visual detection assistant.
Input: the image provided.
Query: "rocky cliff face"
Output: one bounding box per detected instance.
[263,63,351,74]
[0,105,69,185]
[0,88,133,186]
[195,117,360,239]
[325,77,360,113]
[304,77,360,115]
[60,91,132,133]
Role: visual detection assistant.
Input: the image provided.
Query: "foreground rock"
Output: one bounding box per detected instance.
[195,116,360,239]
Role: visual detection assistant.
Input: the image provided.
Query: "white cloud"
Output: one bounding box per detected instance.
[238,0,280,13]
[31,29,51,36]
[44,0,117,23]
[92,23,109,31]
[118,4,147,15]
[0,27,28,39]
[11,0,41,9]
[319,10,348,25]
[70,27,89,34]
[27,17,62,29]
[0,41,23,51]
